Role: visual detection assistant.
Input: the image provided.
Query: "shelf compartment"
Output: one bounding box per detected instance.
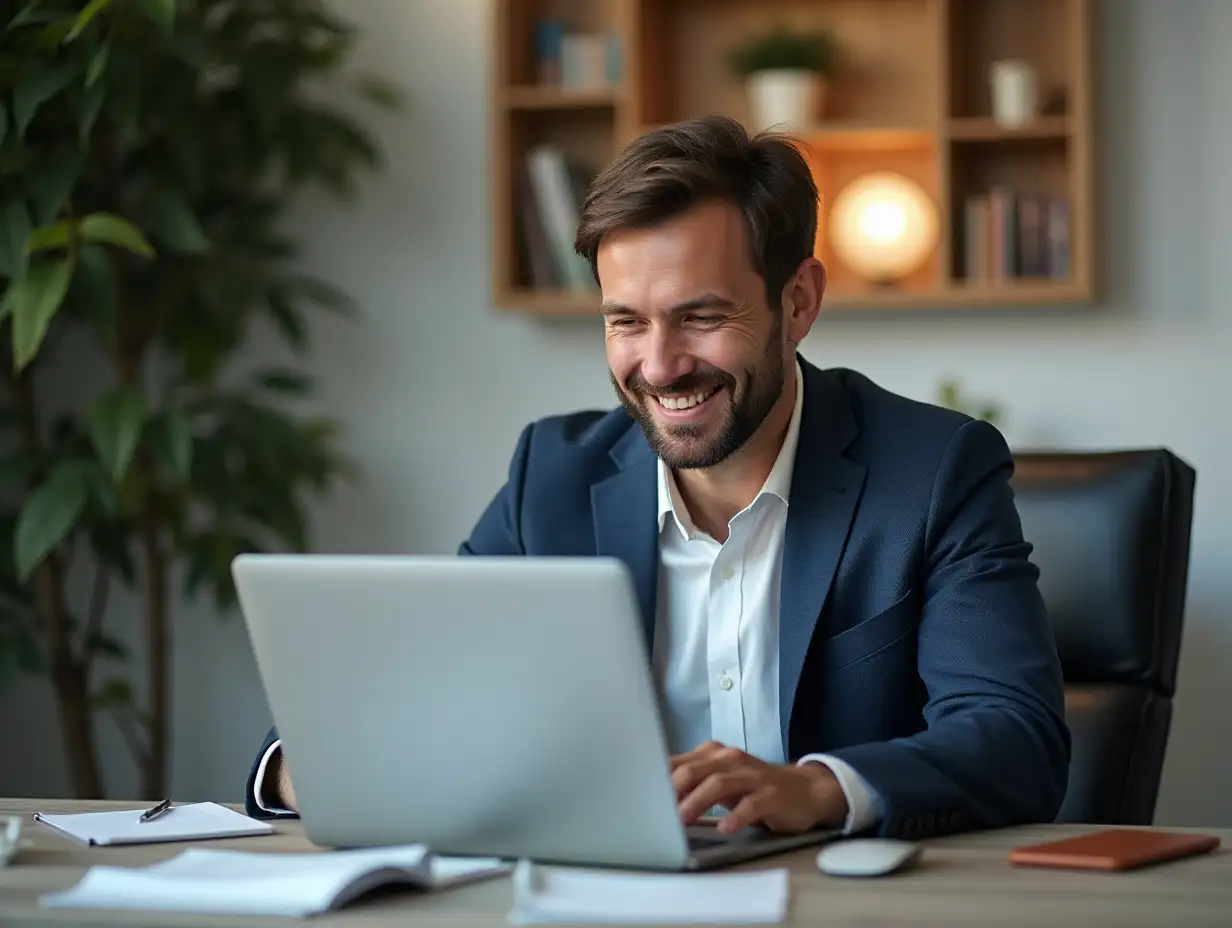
[948,0,1073,120]
[810,144,945,299]
[637,0,938,130]
[949,137,1073,287]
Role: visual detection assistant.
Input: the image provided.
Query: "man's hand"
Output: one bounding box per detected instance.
[266,749,298,812]
[671,742,847,835]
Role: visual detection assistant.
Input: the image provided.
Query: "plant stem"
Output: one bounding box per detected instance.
[137,506,169,799]
[5,367,103,798]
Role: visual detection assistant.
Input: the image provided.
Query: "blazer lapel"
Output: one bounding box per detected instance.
[778,362,867,751]
[591,426,659,653]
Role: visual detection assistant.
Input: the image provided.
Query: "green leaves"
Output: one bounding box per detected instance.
[92,676,134,708]
[255,369,312,395]
[5,256,74,370]
[15,461,91,580]
[0,201,32,279]
[141,189,209,255]
[12,61,78,136]
[133,0,176,32]
[65,0,115,42]
[79,213,155,259]
[148,407,192,485]
[86,387,148,483]
[30,149,85,227]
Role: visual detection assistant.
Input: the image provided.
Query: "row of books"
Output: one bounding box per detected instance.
[534,21,622,89]
[517,145,598,293]
[962,188,1070,282]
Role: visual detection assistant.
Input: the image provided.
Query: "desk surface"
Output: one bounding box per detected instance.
[2,799,1230,926]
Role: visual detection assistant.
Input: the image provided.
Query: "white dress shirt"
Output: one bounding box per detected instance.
[651,361,879,835]
[255,363,880,831]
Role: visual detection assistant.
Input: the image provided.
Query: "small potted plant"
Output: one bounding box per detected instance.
[728,23,839,132]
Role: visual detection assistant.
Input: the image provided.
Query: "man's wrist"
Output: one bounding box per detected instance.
[798,762,849,829]
[265,749,287,807]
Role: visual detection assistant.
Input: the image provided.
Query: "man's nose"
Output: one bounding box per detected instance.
[639,326,693,390]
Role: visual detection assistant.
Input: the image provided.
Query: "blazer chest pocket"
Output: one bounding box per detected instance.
[826,589,916,672]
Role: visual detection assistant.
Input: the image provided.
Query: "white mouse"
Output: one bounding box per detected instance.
[816,838,921,877]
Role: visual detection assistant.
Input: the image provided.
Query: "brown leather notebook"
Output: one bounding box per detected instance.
[1010,829,1221,871]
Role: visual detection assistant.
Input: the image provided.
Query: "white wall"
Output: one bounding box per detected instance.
[2,0,1229,826]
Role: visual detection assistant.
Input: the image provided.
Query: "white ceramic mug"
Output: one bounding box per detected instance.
[990,59,1038,127]
[0,816,21,867]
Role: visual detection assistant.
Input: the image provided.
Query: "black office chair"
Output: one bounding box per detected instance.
[1010,448,1196,825]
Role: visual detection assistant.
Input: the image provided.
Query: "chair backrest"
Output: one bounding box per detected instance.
[1010,448,1196,825]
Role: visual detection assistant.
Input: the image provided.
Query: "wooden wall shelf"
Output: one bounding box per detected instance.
[491,0,1095,317]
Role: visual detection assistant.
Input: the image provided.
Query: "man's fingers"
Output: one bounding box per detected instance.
[720,789,775,834]
[672,751,745,798]
[669,741,724,770]
[677,770,759,824]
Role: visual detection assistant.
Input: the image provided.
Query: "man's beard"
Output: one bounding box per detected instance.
[611,322,785,470]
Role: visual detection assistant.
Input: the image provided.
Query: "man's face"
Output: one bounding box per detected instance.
[598,200,810,470]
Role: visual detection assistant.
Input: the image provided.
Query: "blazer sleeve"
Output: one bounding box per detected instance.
[243,725,298,819]
[826,419,1071,838]
[457,423,534,556]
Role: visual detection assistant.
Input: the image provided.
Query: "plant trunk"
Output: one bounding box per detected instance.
[10,370,105,798]
[138,511,169,800]
[50,646,104,799]
[35,558,103,798]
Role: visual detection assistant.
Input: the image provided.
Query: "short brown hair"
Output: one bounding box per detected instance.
[574,115,818,307]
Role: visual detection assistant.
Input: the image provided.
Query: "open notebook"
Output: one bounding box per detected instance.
[39,844,510,917]
[33,802,274,846]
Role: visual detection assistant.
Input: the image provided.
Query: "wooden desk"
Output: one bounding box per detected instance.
[2,799,1229,925]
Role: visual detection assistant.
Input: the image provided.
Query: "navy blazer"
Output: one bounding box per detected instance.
[245,359,1070,840]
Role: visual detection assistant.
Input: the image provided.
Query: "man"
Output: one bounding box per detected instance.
[245,115,1070,841]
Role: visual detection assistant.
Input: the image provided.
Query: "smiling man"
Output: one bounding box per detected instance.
[246,115,1069,841]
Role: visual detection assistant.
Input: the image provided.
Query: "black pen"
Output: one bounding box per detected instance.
[139,798,172,823]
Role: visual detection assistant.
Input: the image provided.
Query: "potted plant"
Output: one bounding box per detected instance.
[728,23,839,132]
[0,0,399,800]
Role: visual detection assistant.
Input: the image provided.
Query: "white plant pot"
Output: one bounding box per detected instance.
[746,69,824,133]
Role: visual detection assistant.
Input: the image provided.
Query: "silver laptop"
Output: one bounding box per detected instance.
[232,554,837,870]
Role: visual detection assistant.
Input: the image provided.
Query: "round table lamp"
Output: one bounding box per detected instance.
[827,172,939,285]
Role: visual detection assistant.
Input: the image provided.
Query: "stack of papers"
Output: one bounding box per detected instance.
[509,859,791,924]
[33,802,273,846]
[39,845,510,917]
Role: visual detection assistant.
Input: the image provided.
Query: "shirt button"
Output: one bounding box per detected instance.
[719,674,734,691]
[719,567,734,581]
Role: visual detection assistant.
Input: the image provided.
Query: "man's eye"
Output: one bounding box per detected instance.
[687,315,722,324]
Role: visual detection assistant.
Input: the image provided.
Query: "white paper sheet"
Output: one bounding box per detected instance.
[508,859,791,924]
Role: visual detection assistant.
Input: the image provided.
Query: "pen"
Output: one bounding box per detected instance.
[139,798,172,823]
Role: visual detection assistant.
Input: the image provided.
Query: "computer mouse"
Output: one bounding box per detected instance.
[815,838,921,877]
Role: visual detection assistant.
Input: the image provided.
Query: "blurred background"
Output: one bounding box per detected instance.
[0,0,1226,829]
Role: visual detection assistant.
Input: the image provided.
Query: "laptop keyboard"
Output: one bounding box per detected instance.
[688,833,732,849]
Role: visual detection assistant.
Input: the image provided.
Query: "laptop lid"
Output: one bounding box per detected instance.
[232,554,694,869]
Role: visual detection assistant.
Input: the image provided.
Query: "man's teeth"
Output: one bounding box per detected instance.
[656,389,716,410]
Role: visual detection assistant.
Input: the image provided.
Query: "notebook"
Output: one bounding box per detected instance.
[508,859,791,924]
[33,802,273,846]
[39,844,510,917]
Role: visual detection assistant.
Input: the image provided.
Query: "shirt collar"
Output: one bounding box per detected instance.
[657,359,805,538]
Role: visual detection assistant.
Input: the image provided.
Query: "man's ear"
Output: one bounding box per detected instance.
[783,257,826,343]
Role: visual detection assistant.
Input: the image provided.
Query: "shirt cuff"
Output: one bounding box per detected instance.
[253,739,295,814]
[797,753,882,834]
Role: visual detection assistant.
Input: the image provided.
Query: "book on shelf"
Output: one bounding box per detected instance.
[533,20,621,89]
[519,144,598,293]
[963,187,1070,283]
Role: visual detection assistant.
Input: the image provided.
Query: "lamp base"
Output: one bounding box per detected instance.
[869,275,904,289]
